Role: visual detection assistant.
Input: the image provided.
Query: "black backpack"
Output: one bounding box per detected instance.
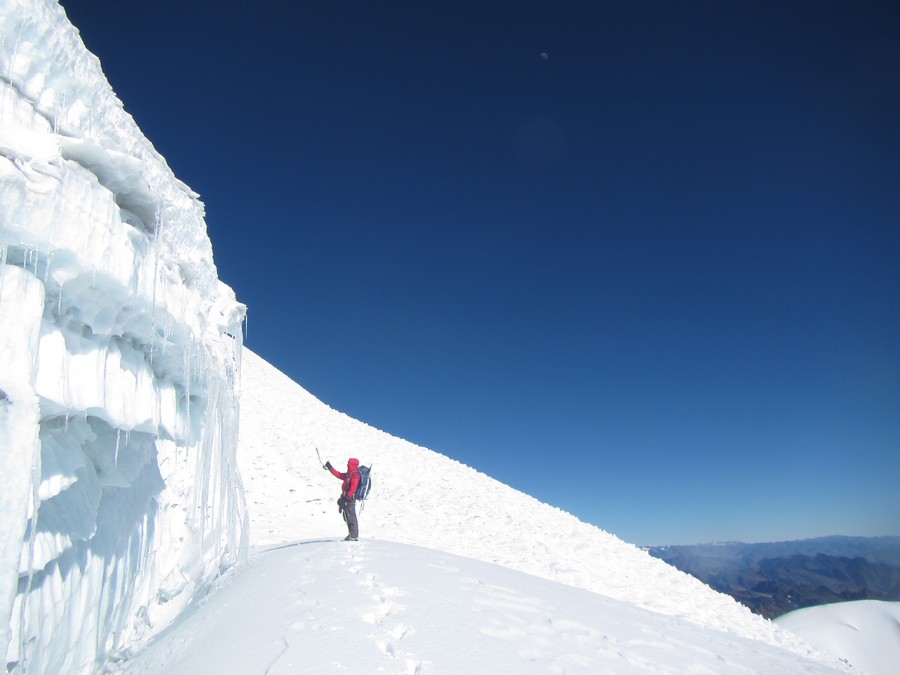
[353,465,372,500]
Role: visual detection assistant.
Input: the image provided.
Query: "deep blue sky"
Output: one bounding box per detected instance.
[59,1,899,546]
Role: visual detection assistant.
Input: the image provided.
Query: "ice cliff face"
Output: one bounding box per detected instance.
[0,1,247,672]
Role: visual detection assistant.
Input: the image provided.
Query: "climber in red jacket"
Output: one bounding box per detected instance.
[324,457,360,541]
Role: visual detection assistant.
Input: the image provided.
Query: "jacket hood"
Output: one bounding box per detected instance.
[347,458,359,471]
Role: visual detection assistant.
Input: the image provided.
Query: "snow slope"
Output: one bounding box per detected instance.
[232,349,845,671]
[124,538,850,674]
[0,1,872,672]
[1,1,246,672]
[776,601,900,675]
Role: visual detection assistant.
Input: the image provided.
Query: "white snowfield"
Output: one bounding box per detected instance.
[240,351,787,637]
[0,1,877,673]
[124,539,852,675]
[218,349,850,674]
[776,600,900,675]
[1,1,246,673]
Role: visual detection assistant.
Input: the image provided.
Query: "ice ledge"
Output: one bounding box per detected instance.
[1,1,248,672]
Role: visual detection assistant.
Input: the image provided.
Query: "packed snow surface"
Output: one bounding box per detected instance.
[124,538,850,674]
[776,600,900,675]
[172,348,843,674]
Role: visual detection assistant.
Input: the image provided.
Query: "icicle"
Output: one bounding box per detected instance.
[114,429,121,467]
[149,203,162,366]
[2,22,22,125]
[61,344,69,412]
[57,279,64,317]
[0,244,7,298]
[43,251,53,285]
[101,341,109,401]
[19,410,43,672]
[53,92,67,134]
[185,345,192,446]
[161,314,174,357]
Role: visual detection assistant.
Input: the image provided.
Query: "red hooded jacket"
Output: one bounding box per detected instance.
[329,458,360,500]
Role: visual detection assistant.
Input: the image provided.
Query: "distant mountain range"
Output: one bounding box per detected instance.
[648,536,900,618]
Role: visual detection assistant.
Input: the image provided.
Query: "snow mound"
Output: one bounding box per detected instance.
[776,600,900,675]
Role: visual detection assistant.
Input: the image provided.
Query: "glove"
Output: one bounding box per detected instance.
[324,461,332,470]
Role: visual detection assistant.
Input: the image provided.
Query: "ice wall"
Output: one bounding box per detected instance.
[0,1,248,672]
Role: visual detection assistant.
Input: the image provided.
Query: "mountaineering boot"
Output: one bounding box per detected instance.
[344,535,358,542]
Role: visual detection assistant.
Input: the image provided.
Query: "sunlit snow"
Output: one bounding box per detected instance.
[123,538,851,675]
[0,1,890,673]
[776,600,900,675]
[158,348,846,675]
[1,1,245,672]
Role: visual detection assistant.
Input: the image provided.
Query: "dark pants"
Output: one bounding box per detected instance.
[339,497,359,539]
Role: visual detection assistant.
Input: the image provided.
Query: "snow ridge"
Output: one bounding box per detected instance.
[124,540,852,674]
[238,349,841,668]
